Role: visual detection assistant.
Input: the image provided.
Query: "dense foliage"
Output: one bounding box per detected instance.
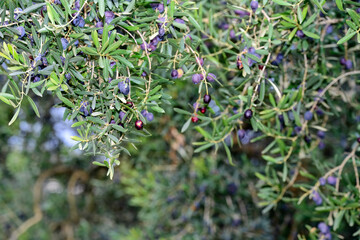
[1,0,360,239]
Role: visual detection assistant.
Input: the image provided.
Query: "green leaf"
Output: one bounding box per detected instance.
[23,3,46,14]
[87,116,106,125]
[169,0,175,19]
[262,203,275,214]
[246,53,261,62]
[49,3,60,24]
[302,11,318,28]
[104,40,124,54]
[347,8,360,26]
[151,106,165,113]
[272,0,292,6]
[70,69,84,81]
[281,15,296,24]
[173,108,191,115]
[71,121,87,127]
[46,3,55,24]
[71,136,84,141]
[112,124,126,132]
[92,161,106,167]
[250,117,258,131]
[0,93,16,100]
[310,0,326,14]
[288,27,298,40]
[346,20,357,30]
[181,118,191,133]
[9,107,20,126]
[149,85,162,95]
[173,22,187,30]
[0,52,11,60]
[223,142,234,166]
[302,30,320,39]
[26,96,40,117]
[124,0,135,14]
[333,210,345,231]
[99,0,105,17]
[255,49,269,55]
[0,96,12,106]
[195,126,213,140]
[262,155,280,163]
[194,143,214,153]
[337,30,356,44]
[297,7,303,24]
[187,14,201,30]
[353,228,360,236]
[255,172,267,181]
[92,31,100,49]
[227,112,243,122]
[47,85,59,91]
[80,47,99,56]
[302,5,309,20]
[60,0,71,17]
[113,56,134,68]
[259,80,265,104]
[108,134,119,143]
[335,0,344,10]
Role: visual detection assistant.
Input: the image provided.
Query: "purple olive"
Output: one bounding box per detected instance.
[146,112,154,122]
[119,111,126,121]
[304,111,313,121]
[203,94,211,104]
[192,74,201,84]
[326,25,333,34]
[345,59,353,69]
[250,0,259,11]
[118,81,130,95]
[158,3,164,13]
[317,131,325,139]
[140,42,148,50]
[96,21,104,34]
[104,11,115,24]
[327,176,337,185]
[226,182,238,195]
[174,18,185,24]
[340,57,346,65]
[234,10,250,17]
[312,191,322,205]
[61,38,69,50]
[244,109,253,119]
[318,222,330,234]
[319,177,326,186]
[159,28,165,37]
[207,73,216,82]
[65,73,72,80]
[296,30,305,38]
[171,69,178,79]
[237,129,246,139]
[16,26,25,38]
[73,16,85,27]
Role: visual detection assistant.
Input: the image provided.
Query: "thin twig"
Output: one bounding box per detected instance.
[298,144,358,204]
[352,156,360,193]
[273,161,302,204]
